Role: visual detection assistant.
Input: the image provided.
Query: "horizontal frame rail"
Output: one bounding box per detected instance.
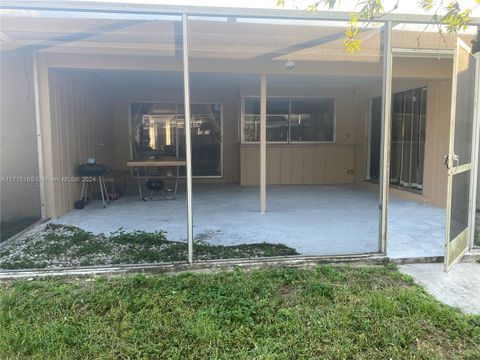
[1,1,480,25]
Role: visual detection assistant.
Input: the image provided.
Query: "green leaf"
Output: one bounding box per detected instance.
[441,1,471,34]
[323,0,338,9]
[344,14,362,54]
[280,0,476,54]
[418,0,434,11]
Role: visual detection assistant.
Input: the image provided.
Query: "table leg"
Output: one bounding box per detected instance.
[80,177,86,201]
[101,176,110,204]
[175,165,180,199]
[99,176,106,208]
[136,168,143,200]
[144,166,151,200]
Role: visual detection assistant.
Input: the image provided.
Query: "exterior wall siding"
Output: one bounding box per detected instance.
[240,144,354,186]
[47,70,114,217]
[0,49,41,231]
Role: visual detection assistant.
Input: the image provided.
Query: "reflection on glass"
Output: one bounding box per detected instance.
[244,97,259,114]
[392,88,426,191]
[244,115,260,142]
[290,98,334,142]
[266,98,289,142]
[369,87,426,192]
[243,97,335,143]
[267,115,289,142]
[243,114,289,142]
[131,103,222,176]
[267,98,289,114]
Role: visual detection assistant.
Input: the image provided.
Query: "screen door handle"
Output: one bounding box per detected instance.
[444,154,459,171]
[452,154,459,170]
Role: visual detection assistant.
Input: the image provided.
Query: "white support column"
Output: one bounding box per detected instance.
[379,21,393,254]
[260,74,267,213]
[182,13,194,263]
[32,50,46,220]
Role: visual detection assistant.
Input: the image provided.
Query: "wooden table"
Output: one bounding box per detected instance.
[127,160,186,200]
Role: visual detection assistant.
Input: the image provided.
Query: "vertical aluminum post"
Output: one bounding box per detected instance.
[260,74,267,213]
[379,21,393,254]
[32,50,46,219]
[182,13,194,263]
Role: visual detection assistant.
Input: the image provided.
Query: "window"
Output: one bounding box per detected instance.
[290,98,335,142]
[242,97,335,143]
[131,102,222,177]
[243,97,289,142]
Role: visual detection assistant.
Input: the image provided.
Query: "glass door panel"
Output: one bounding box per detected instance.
[369,87,426,191]
[130,102,222,177]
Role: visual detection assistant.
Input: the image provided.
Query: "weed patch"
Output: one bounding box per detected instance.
[0,224,298,269]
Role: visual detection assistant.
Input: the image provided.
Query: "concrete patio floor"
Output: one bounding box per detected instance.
[49,184,445,258]
[400,261,480,314]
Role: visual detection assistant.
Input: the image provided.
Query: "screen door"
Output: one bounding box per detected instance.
[445,39,478,271]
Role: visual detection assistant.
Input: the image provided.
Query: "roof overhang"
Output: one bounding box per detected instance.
[2,0,480,25]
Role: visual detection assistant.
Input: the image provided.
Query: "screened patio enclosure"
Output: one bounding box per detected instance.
[0,1,479,271]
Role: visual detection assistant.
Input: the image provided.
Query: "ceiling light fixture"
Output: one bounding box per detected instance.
[285,60,295,70]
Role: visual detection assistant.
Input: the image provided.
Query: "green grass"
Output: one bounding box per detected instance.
[0,224,298,269]
[1,264,479,359]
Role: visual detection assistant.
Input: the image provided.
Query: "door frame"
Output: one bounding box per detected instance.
[365,98,373,180]
[469,50,480,251]
[444,39,480,271]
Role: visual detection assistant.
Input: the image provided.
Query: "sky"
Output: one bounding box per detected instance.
[74,0,480,16]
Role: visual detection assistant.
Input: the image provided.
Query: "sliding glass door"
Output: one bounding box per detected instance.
[391,88,427,190]
[131,102,222,177]
[369,87,427,192]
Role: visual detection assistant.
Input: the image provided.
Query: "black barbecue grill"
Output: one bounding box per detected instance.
[77,163,110,209]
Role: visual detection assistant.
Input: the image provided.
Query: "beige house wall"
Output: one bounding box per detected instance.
[0,49,41,224]
[28,49,461,217]
[45,70,114,217]
[423,80,452,208]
